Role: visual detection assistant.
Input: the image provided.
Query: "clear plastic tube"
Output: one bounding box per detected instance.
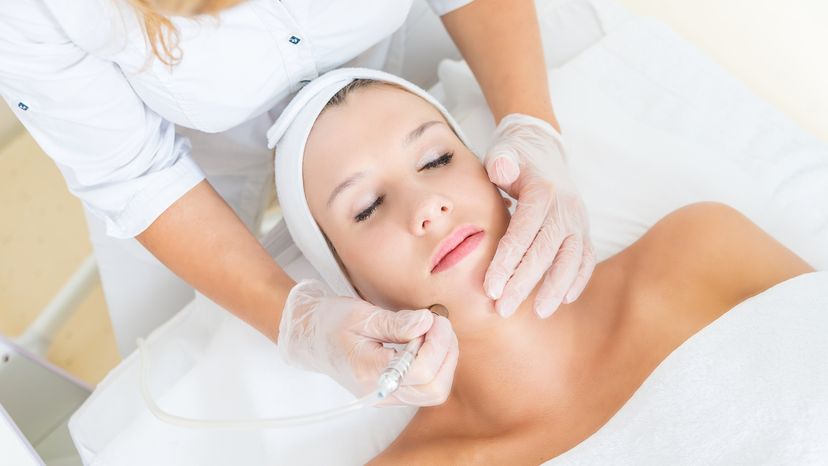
[137,338,382,430]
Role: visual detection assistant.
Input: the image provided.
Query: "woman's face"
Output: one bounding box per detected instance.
[302,84,510,331]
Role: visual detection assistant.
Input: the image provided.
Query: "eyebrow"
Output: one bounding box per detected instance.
[327,171,366,208]
[402,120,445,148]
[326,120,446,209]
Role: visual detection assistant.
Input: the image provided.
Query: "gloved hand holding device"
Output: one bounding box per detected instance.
[278,279,460,406]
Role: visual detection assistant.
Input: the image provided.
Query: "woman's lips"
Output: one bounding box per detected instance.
[431,225,485,274]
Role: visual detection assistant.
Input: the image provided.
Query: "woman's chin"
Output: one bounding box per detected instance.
[430,246,498,324]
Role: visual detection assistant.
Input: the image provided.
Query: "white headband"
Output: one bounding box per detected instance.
[267,68,472,298]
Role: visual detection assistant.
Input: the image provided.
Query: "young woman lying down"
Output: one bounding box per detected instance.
[271,70,821,465]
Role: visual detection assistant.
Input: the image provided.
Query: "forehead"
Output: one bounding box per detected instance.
[304,85,446,169]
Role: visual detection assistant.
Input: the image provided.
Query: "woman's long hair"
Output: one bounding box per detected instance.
[128,0,242,66]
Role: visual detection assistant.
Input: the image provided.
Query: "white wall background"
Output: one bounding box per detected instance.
[616,0,828,143]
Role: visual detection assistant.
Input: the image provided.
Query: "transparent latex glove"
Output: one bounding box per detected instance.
[278,279,459,406]
[483,114,596,318]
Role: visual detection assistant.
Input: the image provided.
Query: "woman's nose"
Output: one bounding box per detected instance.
[411,193,453,235]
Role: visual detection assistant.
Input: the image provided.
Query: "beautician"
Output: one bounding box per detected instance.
[0,0,594,404]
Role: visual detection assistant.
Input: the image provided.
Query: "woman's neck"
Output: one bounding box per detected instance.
[445,271,621,431]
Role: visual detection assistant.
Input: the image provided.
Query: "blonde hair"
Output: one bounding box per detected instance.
[128,0,243,66]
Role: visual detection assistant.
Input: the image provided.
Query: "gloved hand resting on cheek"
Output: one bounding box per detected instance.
[483,114,596,318]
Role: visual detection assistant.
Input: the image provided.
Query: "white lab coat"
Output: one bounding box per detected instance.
[0,0,470,354]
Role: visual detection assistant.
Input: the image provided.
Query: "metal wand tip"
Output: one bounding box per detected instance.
[428,303,449,319]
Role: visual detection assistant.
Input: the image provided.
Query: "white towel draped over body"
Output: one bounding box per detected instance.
[545,271,828,465]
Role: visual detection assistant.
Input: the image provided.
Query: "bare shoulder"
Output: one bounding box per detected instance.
[632,202,814,311]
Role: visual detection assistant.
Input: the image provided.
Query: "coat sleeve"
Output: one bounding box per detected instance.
[424,0,475,16]
[0,1,205,238]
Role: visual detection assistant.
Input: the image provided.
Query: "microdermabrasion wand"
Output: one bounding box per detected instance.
[429,303,449,319]
[138,303,451,429]
[376,303,449,399]
[376,336,424,399]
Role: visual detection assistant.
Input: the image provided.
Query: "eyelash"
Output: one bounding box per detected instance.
[354,152,454,223]
[421,151,454,170]
[355,194,384,223]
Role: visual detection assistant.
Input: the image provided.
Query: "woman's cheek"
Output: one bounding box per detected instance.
[345,231,398,295]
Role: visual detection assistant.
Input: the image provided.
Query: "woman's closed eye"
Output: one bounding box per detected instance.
[420,152,454,170]
[353,152,454,223]
[355,194,385,222]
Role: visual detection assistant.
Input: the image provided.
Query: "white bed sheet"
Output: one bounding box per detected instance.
[69,2,828,465]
